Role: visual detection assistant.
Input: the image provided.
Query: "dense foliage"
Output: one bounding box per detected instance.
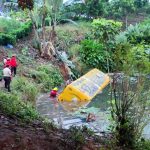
[12,77,38,103]
[29,64,63,92]
[80,18,122,72]
[80,40,107,70]
[18,0,34,10]
[0,20,32,45]
[62,0,150,21]
[114,19,150,73]
[0,91,39,122]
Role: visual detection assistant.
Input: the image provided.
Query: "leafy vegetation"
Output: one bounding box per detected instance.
[66,126,95,149]
[29,64,63,92]
[11,77,38,104]
[0,20,32,45]
[110,75,150,148]
[80,39,107,70]
[62,0,149,21]
[0,0,150,149]
[0,91,39,122]
[80,18,122,72]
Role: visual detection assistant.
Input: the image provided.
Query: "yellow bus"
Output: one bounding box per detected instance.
[58,69,110,111]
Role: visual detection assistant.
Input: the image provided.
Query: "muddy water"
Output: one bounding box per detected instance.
[36,85,150,139]
[36,93,110,135]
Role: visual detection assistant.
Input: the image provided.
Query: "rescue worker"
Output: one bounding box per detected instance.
[3,55,8,65]
[10,54,17,76]
[50,87,58,97]
[4,58,11,68]
[3,64,12,92]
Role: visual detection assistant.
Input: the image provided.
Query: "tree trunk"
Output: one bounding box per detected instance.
[29,10,42,54]
[125,15,128,29]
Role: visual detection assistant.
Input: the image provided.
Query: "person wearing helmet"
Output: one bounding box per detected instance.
[50,87,58,97]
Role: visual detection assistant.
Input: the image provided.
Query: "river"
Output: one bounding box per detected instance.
[36,84,150,139]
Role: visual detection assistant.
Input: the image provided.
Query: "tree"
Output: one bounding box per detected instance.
[91,18,122,72]
[84,0,106,19]
[134,0,149,8]
[18,0,34,10]
[18,0,63,59]
[111,0,135,28]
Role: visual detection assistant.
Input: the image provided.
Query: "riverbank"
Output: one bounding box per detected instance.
[0,109,112,150]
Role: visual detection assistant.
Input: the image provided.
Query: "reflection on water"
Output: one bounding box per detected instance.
[88,86,110,110]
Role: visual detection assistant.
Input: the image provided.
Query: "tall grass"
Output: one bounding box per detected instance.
[0,91,39,122]
[11,77,38,104]
[30,64,63,92]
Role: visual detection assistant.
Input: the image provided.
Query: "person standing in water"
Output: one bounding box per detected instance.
[50,87,58,97]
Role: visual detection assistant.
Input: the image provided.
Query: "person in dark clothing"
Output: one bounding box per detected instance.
[3,65,12,92]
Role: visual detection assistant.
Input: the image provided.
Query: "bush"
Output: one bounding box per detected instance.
[0,21,32,45]
[11,77,38,103]
[68,44,81,59]
[0,18,22,33]
[0,91,39,122]
[10,21,32,39]
[91,18,122,42]
[0,33,16,45]
[110,75,150,148]
[124,23,150,45]
[137,140,150,150]
[80,39,108,71]
[30,64,63,92]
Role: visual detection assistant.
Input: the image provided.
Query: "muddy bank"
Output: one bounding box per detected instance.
[0,112,110,150]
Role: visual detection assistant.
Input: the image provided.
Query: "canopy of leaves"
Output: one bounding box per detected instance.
[110,0,135,18]
[91,18,122,42]
[18,0,34,10]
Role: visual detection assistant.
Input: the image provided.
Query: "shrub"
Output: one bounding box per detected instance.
[80,39,109,71]
[91,18,122,42]
[30,64,63,92]
[68,44,81,59]
[17,54,34,65]
[11,21,32,39]
[137,139,150,150]
[11,77,38,103]
[0,33,16,45]
[124,23,150,45]
[0,91,39,122]
[110,75,150,148]
[0,18,22,33]
[0,21,32,45]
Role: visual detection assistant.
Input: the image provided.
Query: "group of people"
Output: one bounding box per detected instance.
[2,54,17,92]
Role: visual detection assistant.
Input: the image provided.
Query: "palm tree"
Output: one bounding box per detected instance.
[28,0,63,58]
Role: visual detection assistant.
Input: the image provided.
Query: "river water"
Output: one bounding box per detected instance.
[36,83,150,139]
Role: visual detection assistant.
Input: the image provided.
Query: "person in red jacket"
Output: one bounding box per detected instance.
[50,87,58,98]
[10,54,17,76]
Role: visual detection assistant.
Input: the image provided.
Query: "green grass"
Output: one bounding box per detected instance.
[0,91,39,122]
[0,18,22,33]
